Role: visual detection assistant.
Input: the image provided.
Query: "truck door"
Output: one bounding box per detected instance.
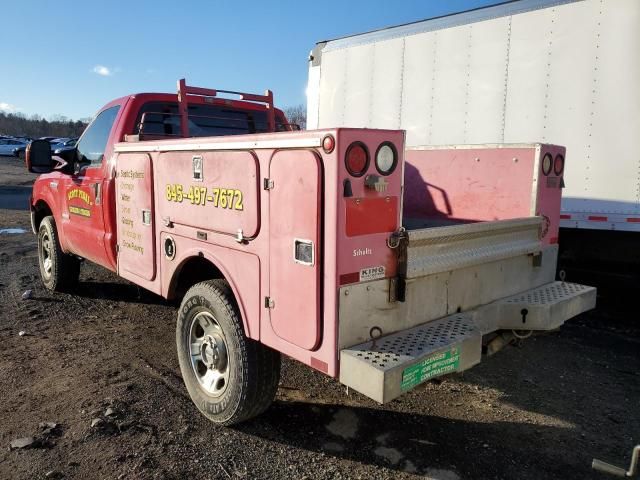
[62,105,120,267]
[268,150,322,350]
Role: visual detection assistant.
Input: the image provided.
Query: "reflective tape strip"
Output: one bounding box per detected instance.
[588,216,608,222]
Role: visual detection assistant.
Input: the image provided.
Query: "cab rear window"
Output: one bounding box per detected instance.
[133,101,289,137]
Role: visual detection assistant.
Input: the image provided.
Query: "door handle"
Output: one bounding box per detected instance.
[93,182,102,205]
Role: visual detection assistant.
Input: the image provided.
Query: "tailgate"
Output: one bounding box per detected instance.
[404,217,543,279]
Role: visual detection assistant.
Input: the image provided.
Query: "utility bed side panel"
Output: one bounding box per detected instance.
[155,150,260,237]
[115,153,157,285]
[404,144,564,245]
[404,147,536,223]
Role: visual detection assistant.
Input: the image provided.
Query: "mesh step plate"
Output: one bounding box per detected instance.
[502,281,592,305]
[490,281,597,331]
[340,314,482,403]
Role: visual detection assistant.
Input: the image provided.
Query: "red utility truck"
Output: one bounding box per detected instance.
[27,79,596,425]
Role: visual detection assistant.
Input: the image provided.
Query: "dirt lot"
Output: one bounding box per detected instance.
[0,155,638,480]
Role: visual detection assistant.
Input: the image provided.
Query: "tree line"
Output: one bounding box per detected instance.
[0,112,89,139]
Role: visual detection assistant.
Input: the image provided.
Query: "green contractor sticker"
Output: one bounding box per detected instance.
[401,346,460,391]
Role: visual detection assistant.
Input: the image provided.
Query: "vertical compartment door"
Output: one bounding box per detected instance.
[268,150,322,350]
[116,153,156,281]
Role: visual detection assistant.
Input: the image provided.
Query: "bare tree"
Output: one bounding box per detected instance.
[283,104,307,130]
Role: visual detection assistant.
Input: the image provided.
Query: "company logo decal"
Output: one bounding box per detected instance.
[67,188,92,205]
[69,206,91,217]
[67,188,93,217]
[360,265,385,281]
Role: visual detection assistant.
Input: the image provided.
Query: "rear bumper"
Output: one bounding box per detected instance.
[339,281,595,404]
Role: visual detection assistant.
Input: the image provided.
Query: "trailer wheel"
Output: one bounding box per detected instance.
[37,216,80,292]
[176,279,281,425]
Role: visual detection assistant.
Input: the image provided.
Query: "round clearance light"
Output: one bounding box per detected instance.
[345,142,369,177]
[322,134,335,154]
[375,142,397,175]
[542,153,553,176]
[554,154,565,175]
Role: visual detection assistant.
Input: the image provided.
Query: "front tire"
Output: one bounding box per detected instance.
[38,216,80,292]
[176,280,281,425]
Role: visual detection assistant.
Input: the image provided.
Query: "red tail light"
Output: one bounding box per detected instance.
[345,142,369,177]
[554,154,564,175]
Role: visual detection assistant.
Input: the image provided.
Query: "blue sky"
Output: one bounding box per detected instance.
[0,0,503,120]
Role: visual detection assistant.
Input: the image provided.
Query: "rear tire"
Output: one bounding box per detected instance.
[18,150,25,160]
[176,279,281,425]
[37,216,80,292]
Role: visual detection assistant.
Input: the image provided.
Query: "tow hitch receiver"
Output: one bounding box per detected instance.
[340,313,482,403]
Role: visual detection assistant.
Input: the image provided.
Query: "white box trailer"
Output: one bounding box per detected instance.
[307,0,640,279]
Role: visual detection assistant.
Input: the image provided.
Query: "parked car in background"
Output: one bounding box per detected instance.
[12,137,79,159]
[13,144,27,159]
[12,139,32,160]
[52,138,77,157]
[0,138,27,156]
[49,137,71,146]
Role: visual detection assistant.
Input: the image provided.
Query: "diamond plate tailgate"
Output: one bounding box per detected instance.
[340,313,482,403]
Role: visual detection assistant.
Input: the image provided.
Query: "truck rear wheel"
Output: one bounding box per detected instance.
[176,280,280,425]
[37,216,80,292]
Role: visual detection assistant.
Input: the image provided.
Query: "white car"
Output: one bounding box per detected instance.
[0,138,27,156]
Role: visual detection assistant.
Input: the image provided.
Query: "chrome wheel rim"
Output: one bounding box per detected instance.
[189,311,229,397]
[40,231,52,279]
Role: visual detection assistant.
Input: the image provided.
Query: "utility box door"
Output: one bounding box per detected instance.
[268,150,322,350]
[116,153,156,281]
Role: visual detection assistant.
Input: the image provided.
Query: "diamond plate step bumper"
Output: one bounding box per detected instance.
[340,314,482,403]
[474,281,597,334]
[339,281,595,404]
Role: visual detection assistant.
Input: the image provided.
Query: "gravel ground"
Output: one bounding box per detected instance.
[0,156,638,479]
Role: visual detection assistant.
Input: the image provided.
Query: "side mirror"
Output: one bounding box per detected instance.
[53,146,77,163]
[26,140,54,173]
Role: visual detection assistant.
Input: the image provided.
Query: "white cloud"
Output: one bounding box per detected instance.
[0,102,19,113]
[92,65,114,76]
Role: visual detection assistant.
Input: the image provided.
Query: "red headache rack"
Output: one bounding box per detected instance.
[177,78,276,137]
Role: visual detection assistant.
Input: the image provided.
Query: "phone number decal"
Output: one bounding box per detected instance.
[165,184,243,210]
